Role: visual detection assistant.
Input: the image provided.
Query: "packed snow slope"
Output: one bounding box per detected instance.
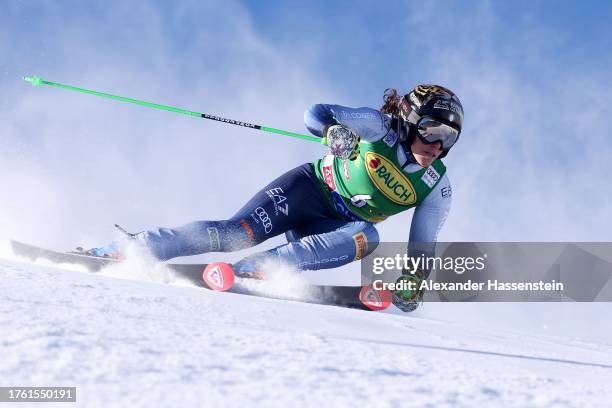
[1,257,611,408]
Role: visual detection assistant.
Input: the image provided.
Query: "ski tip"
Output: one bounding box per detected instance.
[358,285,392,311]
[202,262,235,291]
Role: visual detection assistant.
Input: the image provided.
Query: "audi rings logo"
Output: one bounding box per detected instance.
[255,207,273,234]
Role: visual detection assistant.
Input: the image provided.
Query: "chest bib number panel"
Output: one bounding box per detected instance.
[364,152,417,206]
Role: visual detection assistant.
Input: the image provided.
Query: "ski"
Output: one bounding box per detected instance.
[11,239,205,285]
[10,240,391,311]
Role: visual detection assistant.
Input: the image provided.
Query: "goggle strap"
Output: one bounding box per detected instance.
[407,111,421,124]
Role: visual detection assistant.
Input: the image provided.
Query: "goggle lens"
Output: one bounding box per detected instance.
[416,117,459,150]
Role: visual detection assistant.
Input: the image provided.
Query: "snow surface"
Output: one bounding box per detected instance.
[1,256,611,408]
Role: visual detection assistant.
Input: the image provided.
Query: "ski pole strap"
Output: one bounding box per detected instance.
[23,76,325,144]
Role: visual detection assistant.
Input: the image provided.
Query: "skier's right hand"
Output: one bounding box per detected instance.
[325,124,360,160]
[391,273,424,313]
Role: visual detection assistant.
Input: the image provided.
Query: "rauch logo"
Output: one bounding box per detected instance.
[365,152,417,205]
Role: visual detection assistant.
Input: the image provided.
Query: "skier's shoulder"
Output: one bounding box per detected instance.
[306,103,390,142]
[422,168,452,208]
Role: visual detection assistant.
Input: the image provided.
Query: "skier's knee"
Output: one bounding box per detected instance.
[223,218,265,250]
[355,223,379,259]
[177,219,261,253]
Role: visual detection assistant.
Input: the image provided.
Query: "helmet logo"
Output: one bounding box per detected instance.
[433,99,462,115]
[415,85,450,97]
[408,92,422,108]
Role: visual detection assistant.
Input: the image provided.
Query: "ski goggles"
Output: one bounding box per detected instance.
[416,117,460,150]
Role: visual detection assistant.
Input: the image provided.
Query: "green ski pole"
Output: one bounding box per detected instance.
[23,76,325,144]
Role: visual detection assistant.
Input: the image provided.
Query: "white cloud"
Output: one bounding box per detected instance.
[391,1,612,241]
[0,1,336,256]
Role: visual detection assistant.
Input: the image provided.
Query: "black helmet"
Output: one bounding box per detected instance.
[398,85,464,158]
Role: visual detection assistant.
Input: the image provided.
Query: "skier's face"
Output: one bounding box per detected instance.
[411,137,442,168]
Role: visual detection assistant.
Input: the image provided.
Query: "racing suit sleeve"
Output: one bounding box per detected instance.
[407,173,452,278]
[304,104,391,142]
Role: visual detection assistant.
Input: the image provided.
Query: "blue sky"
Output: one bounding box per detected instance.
[2,0,612,339]
[3,0,611,244]
[2,0,612,247]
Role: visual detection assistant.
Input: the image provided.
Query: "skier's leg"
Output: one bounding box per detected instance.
[129,220,253,261]
[285,218,354,241]
[125,164,336,260]
[234,219,379,273]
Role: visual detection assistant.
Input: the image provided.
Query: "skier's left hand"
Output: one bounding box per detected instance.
[391,273,424,312]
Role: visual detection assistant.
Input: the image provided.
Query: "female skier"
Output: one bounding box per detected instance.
[88,84,464,311]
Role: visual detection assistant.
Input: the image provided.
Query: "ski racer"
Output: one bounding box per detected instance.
[88,84,464,311]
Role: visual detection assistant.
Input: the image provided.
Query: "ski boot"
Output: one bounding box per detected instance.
[232,257,267,280]
[76,242,124,260]
[75,224,139,260]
